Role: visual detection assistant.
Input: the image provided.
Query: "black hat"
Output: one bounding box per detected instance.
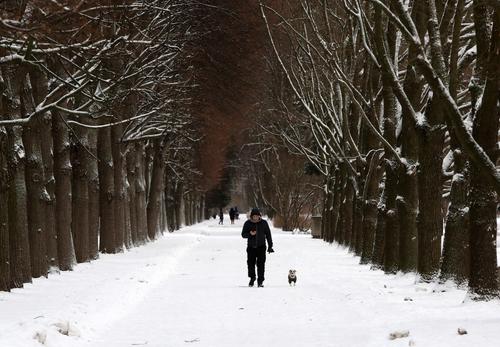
[250,208,261,217]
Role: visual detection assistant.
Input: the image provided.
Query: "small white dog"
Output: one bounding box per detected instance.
[288,269,297,286]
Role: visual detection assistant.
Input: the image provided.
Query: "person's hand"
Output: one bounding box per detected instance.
[250,230,257,236]
[267,247,274,254]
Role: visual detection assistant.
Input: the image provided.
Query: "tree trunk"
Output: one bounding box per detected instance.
[371,202,386,269]
[98,127,116,253]
[0,124,10,291]
[135,143,148,243]
[329,166,343,244]
[441,150,470,284]
[20,72,48,278]
[321,183,331,243]
[360,152,382,264]
[88,130,100,260]
[414,0,448,281]
[381,85,399,274]
[145,143,154,200]
[352,194,364,256]
[71,127,90,263]
[341,181,354,248]
[396,162,418,273]
[396,0,426,273]
[126,146,139,244]
[468,8,499,298]
[124,175,133,249]
[52,108,75,271]
[2,64,31,286]
[439,0,469,284]
[147,138,166,239]
[417,98,445,281]
[383,159,399,274]
[373,4,400,274]
[165,168,176,232]
[183,192,193,228]
[29,70,58,271]
[174,181,184,230]
[111,124,125,251]
[199,193,206,222]
[335,164,347,244]
[7,126,31,286]
[40,113,57,270]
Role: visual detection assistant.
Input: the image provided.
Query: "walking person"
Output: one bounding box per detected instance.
[219,208,224,225]
[241,208,274,287]
[229,207,235,224]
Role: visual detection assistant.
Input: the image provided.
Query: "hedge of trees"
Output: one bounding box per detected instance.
[260,0,499,299]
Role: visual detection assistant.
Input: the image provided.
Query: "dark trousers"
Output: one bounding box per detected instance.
[247,246,266,283]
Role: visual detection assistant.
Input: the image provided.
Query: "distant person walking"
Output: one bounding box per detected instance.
[229,207,236,224]
[219,208,224,225]
[241,208,274,287]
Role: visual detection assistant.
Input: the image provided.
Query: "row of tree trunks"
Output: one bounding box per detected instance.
[182,191,206,227]
[0,0,207,293]
[267,0,497,299]
[1,109,197,292]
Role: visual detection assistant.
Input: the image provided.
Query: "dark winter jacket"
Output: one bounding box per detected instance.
[241,219,273,249]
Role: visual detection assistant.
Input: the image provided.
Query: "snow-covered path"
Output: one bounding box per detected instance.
[1,218,500,347]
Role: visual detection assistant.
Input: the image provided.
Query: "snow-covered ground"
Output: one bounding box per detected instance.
[1,217,500,347]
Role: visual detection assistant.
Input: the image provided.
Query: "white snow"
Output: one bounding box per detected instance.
[442,150,454,172]
[415,112,428,128]
[1,217,500,347]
